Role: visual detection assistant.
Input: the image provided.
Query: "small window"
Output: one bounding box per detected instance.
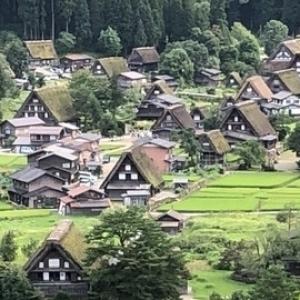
[228,124,232,131]
[60,272,66,281]
[62,163,71,169]
[131,173,138,180]
[44,112,49,118]
[49,258,60,268]
[43,272,49,281]
[246,87,252,93]
[39,262,44,268]
[50,135,57,141]
[119,173,126,180]
[241,124,246,131]
[64,261,70,268]
[193,115,200,121]
[234,116,239,122]
[33,98,39,103]
[166,115,172,121]
[125,164,131,171]
[5,129,11,135]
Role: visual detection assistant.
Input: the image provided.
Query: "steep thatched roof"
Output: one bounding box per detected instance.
[272,69,300,95]
[199,130,230,155]
[129,47,160,64]
[97,57,129,78]
[152,105,195,130]
[101,146,163,189]
[24,40,58,60]
[145,80,173,100]
[34,85,76,122]
[281,39,300,55]
[236,75,273,101]
[221,101,276,138]
[24,220,87,272]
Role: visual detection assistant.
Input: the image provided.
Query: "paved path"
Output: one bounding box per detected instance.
[275,150,298,171]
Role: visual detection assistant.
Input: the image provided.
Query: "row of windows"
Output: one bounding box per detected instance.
[23,112,49,118]
[39,259,69,269]
[118,172,138,180]
[228,124,246,131]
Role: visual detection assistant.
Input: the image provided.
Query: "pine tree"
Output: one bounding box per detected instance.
[134,18,147,47]
[98,27,122,56]
[138,0,156,45]
[210,0,227,26]
[0,231,17,262]
[73,0,92,47]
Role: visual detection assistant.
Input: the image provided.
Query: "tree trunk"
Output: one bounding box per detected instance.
[66,20,69,33]
[51,0,55,41]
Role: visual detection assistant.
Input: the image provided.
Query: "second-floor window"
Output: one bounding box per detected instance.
[62,162,71,169]
[49,258,60,268]
[125,164,131,171]
[119,173,126,180]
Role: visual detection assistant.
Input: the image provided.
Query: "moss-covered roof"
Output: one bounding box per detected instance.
[199,130,231,155]
[101,146,163,189]
[97,57,129,78]
[24,220,87,272]
[24,40,58,60]
[273,69,300,95]
[35,85,76,122]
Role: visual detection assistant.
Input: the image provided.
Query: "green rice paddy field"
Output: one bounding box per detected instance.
[160,171,300,212]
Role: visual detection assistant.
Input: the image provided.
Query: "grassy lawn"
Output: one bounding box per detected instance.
[191,268,251,300]
[0,91,30,120]
[0,154,27,171]
[0,210,98,264]
[101,143,126,151]
[160,172,300,212]
[0,201,13,211]
[163,173,202,183]
[208,171,299,188]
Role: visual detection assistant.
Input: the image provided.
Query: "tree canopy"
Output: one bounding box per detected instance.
[86,208,188,300]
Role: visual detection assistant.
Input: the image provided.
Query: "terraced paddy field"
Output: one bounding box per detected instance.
[160,172,300,212]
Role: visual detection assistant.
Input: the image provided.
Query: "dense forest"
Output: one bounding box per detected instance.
[0,0,299,54]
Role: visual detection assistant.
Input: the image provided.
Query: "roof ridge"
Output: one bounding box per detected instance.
[47,220,73,242]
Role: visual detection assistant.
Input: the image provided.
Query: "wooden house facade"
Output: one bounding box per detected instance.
[24,220,89,299]
[60,54,93,72]
[190,106,208,130]
[100,147,162,205]
[59,186,111,215]
[226,72,242,89]
[198,130,230,167]
[194,68,223,87]
[15,86,77,126]
[262,39,300,74]
[153,210,185,235]
[220,101,277,150]
[117,71,147,89]
[151,105,195,140]
[0,117,45,147]
[128,47,160,72]
[8,167,65,208]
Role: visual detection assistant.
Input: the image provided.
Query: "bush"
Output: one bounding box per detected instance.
[276,211,293,223]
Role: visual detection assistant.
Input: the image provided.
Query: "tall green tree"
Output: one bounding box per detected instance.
[57,0,75,32]
[288,123,300,156]
[178,129,199,167]
[0,231,18,262]
[55,31,76,54]
[160,48,194,83]
[0,54,17,100]
[0,262,42,300]
[249,265,299,300]
[86,208,188,300]
[261,20,289,56]
[3,39,27,78]
[134,18,147,47]
[234,140,265,170]
[98,27,122,56]
[73,0,92,47]
[193,1,210,31]
[210,0,227,26]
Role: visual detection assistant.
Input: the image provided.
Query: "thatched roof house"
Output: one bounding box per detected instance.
[24,40,58,64]
[128,47,160,72]
[101,146,163,203]
[236,75,273,102]
[15,85,77,125]
[92,57,129,78]
[268,69,300,95]
[24,220,89,299]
